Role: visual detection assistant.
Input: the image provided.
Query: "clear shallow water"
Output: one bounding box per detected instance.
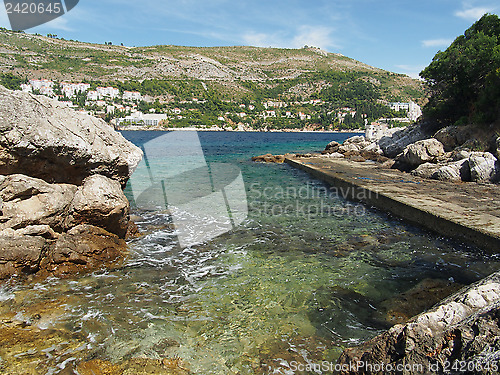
[1,131,499,374]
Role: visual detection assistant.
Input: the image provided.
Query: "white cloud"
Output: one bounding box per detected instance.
[42,16,73,32]
[455,6,494,21]
[242,25,338,51]
[291,25,339,50]
[421,38,453,48]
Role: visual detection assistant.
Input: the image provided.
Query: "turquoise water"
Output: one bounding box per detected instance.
[1,131,499,374]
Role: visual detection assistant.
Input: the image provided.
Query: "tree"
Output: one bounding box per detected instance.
[420,14,500,126]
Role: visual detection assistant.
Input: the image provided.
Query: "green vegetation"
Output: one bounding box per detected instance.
[0,73,25,90]
[420,13,500,126]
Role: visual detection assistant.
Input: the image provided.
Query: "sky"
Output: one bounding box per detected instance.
[0,0,498,79]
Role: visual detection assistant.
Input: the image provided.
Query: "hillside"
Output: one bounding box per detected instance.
[0,29,424,100]
[0,28,426,130]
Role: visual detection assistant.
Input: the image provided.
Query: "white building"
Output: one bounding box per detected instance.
[408,101,422,122]
[61,82,90,98]
[123,91,141,101]
[29,79,53,91]
[389,101,422,122]
[96,86,120,99]
[365,122,389,142]
[116,112,168,127]
[87,91,98,101]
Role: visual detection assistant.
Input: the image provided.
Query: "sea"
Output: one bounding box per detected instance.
[1,131,499,374]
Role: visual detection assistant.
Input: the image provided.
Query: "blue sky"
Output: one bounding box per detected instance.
[0,0,498,78]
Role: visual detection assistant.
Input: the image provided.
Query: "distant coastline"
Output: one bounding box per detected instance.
[116,125,364,133]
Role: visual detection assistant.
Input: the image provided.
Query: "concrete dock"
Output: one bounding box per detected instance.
[286,156,500,252]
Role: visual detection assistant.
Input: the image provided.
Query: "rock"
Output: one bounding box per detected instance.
[469,152,498,183]
[251,153,286,163]
[339,143,361,153]
[395,138,445,168]
[42,224,127,277]
[344,135,366,144]
[495,137,500,159]
[0,174,77,232]
[434,125,471,152]
[325,141,340,152]
[67,175,130,238]
[451,149,471,161]
[379,278,463,325]
[0,85,142,186]
[432,159,471,182]
[361,142,383,155]
[337,272,500,375]
[378,125,430,158]
[0,235,48,278]
[411,163,441,179]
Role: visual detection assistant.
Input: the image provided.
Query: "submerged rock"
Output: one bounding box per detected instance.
[337,271,500,374]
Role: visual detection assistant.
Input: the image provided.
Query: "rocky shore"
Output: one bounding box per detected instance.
[313,122,500,373]
[0,86,143,280]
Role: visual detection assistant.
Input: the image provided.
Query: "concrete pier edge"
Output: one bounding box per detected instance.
[285,157,500,253]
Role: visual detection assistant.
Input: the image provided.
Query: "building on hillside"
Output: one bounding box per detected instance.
[116,112,168,128]
[408,101,422,122]
[365,122,389,142]
[123,91,141,101]
[87,90,98,101]
[61,82,91,98]
[96,86,120,99]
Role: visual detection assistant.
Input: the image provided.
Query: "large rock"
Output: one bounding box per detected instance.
[0,174,76,232]
[67,175,130,238]
[337,272,500,374]
[41,224,127,277]
[0,85,142,186]
[411,163,441,179]
[0,235,48,279]
[469,152,499,183]
[378,125,430,158]
[433,125,472,152]
[395,138,445,168]
[431,159,471,182]
[0,174,130,279]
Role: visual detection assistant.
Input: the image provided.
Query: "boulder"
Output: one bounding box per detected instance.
[41,224,127,277]
[337,272,500,374]
[251,153,286,163]
[0,235,48,278]
[411,163,441,179]
[361,142,383,155]
[66,175,130,238]
[495,137,500,159]
[469,152,498,183]
[325,140,340,152]
[434,125,472,152]
[0,85,142,186]
[344,135,366,144]
[396,138,445,168]
[378,125,430,158]
[432,159,471,182]
[339,143,361,153]
[0,174,77,232]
